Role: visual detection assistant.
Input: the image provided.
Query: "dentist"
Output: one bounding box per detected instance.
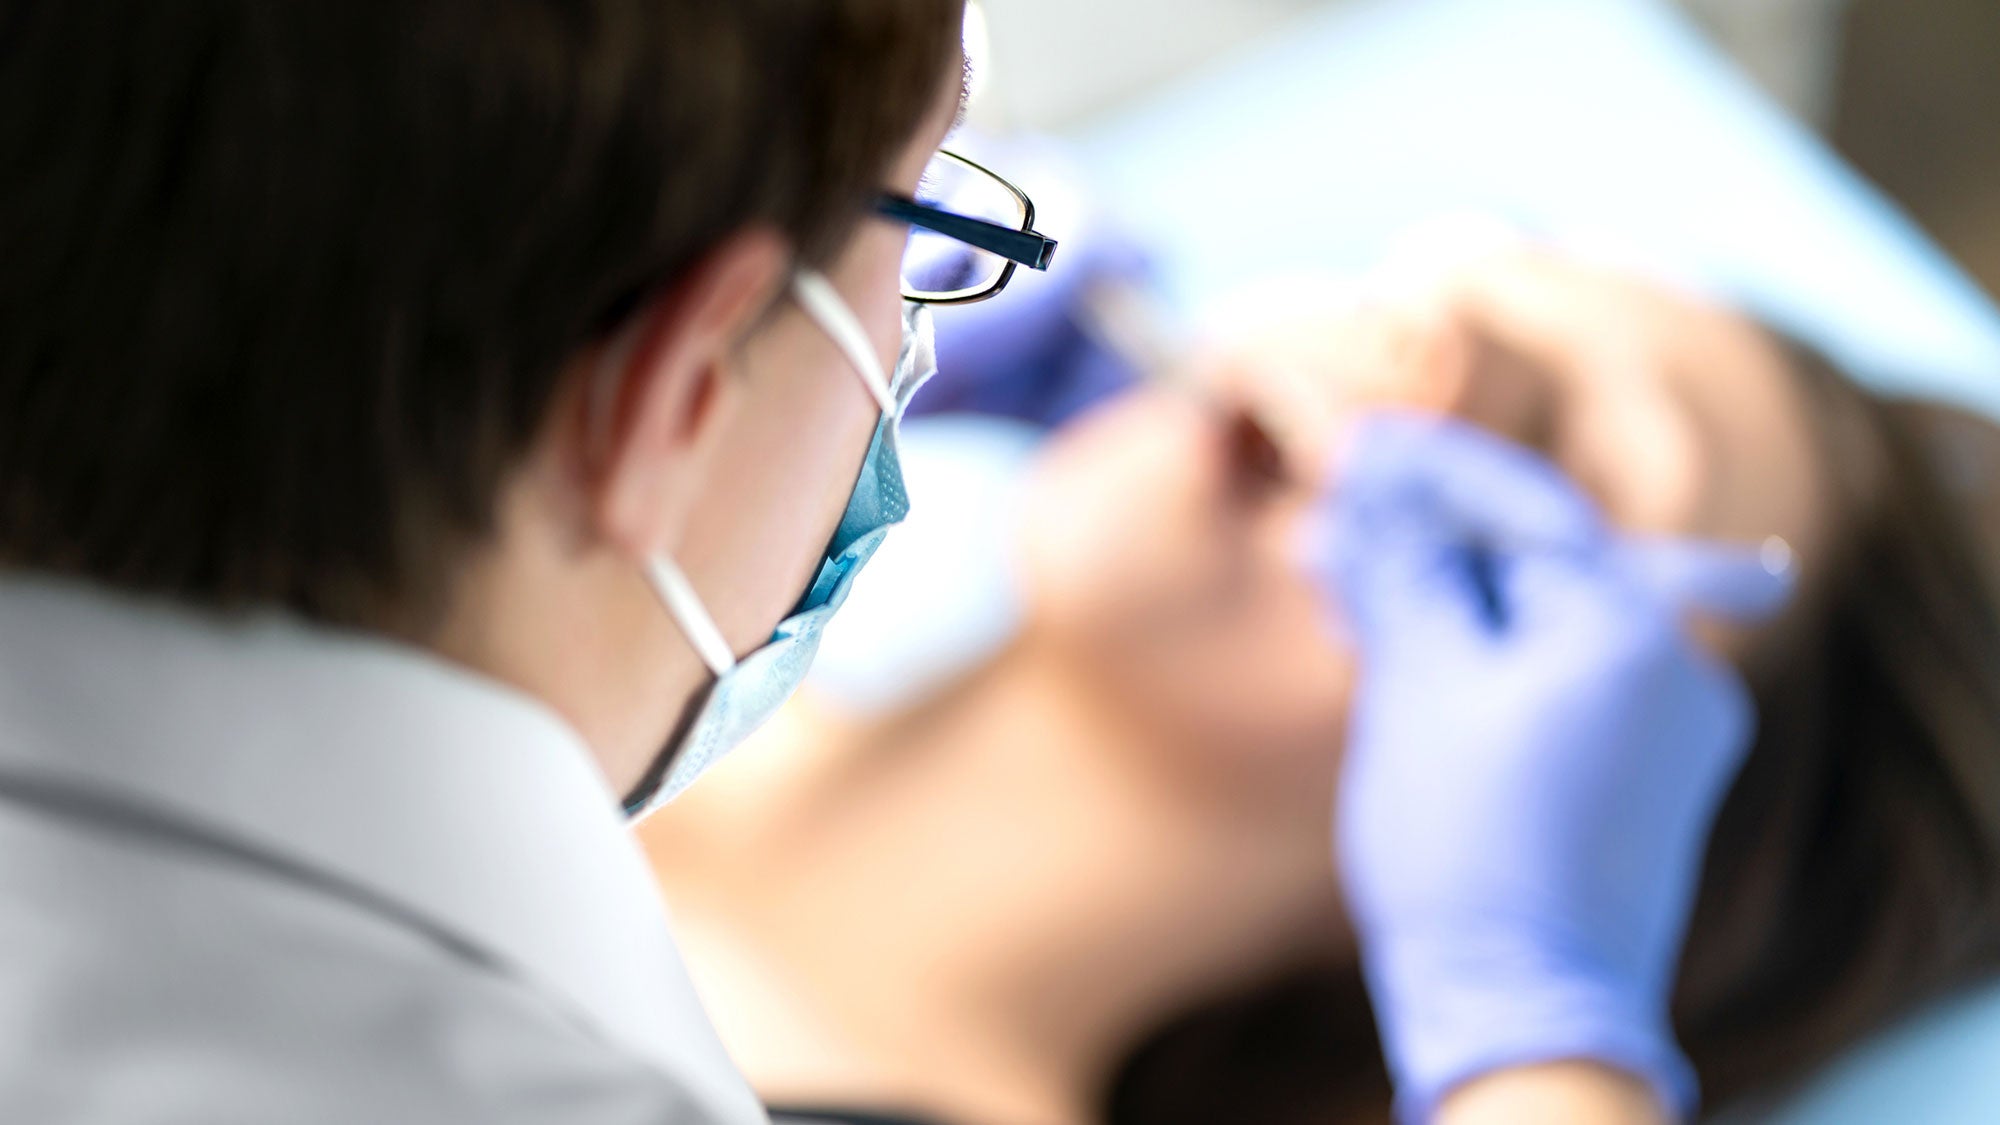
[0,2,1052,1120]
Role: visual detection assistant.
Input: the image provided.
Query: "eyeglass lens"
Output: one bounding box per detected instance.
[900,153,1028,302]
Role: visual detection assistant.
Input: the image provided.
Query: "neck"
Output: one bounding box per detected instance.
[646,642,1338,1125]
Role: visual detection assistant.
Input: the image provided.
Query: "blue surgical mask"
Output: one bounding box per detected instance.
[622,272,935,818]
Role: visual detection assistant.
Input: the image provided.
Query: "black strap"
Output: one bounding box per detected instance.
[767,1106,956,1125]
[620,676,718,815]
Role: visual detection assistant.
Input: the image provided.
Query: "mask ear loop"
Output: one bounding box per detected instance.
[623,272,888,680]
[793,270,897,416]
[645,557,738,677]
[587,309,743,679]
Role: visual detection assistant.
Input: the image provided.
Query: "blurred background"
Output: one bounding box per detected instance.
[1839,0,2000,298]
[970,0,2000,298]
[652,5,2000,1121]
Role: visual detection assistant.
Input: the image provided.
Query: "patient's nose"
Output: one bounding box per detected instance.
[1439,316,1560,456]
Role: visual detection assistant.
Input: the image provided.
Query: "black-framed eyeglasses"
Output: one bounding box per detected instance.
[875,149,1059,305]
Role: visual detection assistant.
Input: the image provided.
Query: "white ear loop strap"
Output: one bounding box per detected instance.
[792,270,897,416]
[645,556,738,677]
[588,345,735,678]
[639,272,890,681]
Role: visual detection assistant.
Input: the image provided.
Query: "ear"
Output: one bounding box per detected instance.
[585,227,791,557]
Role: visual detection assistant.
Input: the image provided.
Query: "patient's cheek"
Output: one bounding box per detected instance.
[1022,414,1356,789]
[1017,394,1239,640]
[1135,498,1357,794]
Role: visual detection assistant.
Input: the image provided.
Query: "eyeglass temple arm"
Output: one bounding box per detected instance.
[874,196,1058,271]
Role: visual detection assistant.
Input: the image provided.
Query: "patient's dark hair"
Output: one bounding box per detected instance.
[1106,346,2000,1124]
[0,0,962,627]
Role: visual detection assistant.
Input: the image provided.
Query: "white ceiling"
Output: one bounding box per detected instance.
[969,0,1852,133]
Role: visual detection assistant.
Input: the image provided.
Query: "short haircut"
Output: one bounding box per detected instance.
[0,0,963,624]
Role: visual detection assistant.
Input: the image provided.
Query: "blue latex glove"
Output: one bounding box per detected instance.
[1303,414,1794,1123]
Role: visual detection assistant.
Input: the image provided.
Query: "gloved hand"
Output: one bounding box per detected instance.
[1302,413,1794,1123]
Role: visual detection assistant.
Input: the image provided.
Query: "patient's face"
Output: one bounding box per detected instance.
[1023,391,1353,808]
[1019,252,1829,808]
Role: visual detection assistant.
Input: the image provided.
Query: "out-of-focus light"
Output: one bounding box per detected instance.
[964,1,993,111]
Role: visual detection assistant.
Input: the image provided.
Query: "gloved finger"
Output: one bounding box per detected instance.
[1306,414,1603,648]
[1334,411,1604,555]
[1614,536,1799,625]
[1300,496,1510,654]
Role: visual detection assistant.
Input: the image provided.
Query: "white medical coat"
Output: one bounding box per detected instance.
[0,577,766,1123]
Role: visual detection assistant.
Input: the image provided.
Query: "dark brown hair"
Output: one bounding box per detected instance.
[0,0,963,625]
[1107,346,2000,1123]
[1674,346,2000,1102]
